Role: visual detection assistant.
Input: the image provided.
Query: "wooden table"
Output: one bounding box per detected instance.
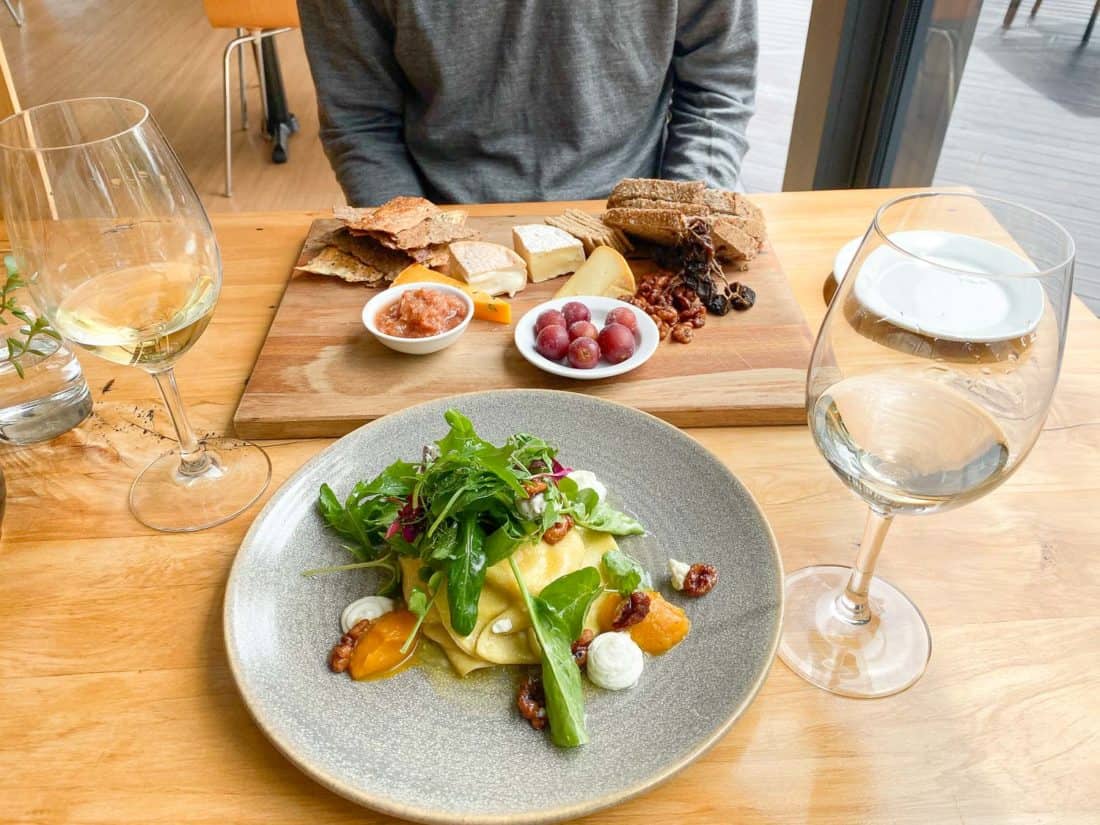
[2,190,1098,824]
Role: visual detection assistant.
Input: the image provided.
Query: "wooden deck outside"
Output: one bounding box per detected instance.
[0,0,1095,311]
[743,0,1100,314]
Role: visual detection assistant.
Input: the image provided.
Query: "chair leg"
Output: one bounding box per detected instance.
[222,34,251,197]
[2,0,24,26]
[1085,0,1099,44]
[1030,0,1043,18]
[236,27,247,130]
[1004,0,1023,27]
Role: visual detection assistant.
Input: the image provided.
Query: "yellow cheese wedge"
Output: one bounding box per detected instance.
[391,263,512,324]
[553,246,636,298]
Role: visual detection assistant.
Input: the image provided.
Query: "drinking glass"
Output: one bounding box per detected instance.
[780,192,1074,698]
[0,97,270,532]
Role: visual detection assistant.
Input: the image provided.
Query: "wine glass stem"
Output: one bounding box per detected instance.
[151,368,211,476]
[836,507,894,625]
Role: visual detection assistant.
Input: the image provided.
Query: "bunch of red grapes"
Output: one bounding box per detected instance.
[533,301,639,369]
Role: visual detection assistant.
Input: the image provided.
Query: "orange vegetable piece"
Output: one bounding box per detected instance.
[628,592,691,655]
[348,609,420,680]
[595,591,691,655]
[391,263,512,324]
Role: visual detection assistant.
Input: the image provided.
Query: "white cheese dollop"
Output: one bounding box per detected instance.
[516,491,546,521]
[340,595,395,633]
[490,616,514,634]
[668,558,690,591]
[568,469,606,504]
[586,632,644,691]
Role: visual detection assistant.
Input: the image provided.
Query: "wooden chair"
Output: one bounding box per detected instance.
[0,25,19,122]
[202,0,299,197]
[2,0,23,27]
[1003,0,1100,44]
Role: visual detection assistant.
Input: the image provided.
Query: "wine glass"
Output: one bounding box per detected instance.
[0,97,270,532]
[780,192,1074,698]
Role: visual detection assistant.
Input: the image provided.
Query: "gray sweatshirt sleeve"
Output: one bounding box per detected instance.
[661,0,758,190]
[297,0,424,205]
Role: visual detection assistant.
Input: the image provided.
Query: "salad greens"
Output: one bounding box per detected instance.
[509,561,602,748]
[315,409,647,746]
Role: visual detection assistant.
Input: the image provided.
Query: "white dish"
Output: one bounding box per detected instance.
[833,230,1044,343]
[362,282,473,355]
[514,296,659,380]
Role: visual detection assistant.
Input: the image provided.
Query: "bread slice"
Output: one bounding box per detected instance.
[605,196,711,216]
[607,178,706,208]
[603,207,689,246]
[711,216,761,263]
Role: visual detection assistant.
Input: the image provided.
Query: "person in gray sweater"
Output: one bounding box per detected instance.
[297,0,757,206]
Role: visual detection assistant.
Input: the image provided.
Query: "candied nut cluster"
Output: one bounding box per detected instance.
[611,591,652,630]
[521,479,548,497]
[328,618,372,673]
[517,674,548,730]
[542,514,574,544]
[682,563,719,597]
[631,272,707,343]
[571,628,595,668]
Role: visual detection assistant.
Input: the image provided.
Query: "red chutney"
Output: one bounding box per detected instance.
[377,288,468,338]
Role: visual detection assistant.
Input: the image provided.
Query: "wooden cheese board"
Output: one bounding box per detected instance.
[233,213,814,439]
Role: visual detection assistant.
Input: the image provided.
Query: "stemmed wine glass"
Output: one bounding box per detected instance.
[781,192,1074,698]
[0,97,270,532]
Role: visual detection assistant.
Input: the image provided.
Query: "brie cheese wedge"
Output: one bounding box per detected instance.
[512,224,586,283]
[446,241,528,297]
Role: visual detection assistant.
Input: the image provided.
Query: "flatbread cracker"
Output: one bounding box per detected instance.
[328,228,412,279]
[295,246,386,284]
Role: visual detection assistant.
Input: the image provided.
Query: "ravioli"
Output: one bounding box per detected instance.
[400,530,619,675]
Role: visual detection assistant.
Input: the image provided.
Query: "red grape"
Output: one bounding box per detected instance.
[535,325,570,361]
[605,306,639,335]
[567,337,600,369]
[562,301,591,326]
[597,323,636,364]
[567,320,599,341]
[535,309,567,334]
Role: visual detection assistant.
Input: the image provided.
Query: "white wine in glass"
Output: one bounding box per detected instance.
[782,192,1074,698]
[0,97,270,532]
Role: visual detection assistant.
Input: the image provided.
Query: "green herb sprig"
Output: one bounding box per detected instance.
[1,256,60,378]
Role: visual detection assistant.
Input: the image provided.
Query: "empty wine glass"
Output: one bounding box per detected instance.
[780,192,1074,698]
[0,97,270,532]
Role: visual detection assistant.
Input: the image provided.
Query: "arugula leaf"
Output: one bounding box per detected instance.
[576,503,644,536]
[535,567,602,640]
[407,587,429,617]
[445,512,487,637]
[602,549,646,596]
[509,558,589,748]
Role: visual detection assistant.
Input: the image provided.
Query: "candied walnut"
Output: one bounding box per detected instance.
[682,563,719,597]
[690,313,706,328]
[517,674,547,730]
[656,321,671,341]
[655,307,678,324]
[522,479,548,497]
[571,629,595,668]
[543,515,574,545]
[328,618,373,673]
[611,591,652,630]
[671,324,694,344]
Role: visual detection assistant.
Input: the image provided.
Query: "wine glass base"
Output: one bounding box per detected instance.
[129,437,272,533]
[778,564,931,699]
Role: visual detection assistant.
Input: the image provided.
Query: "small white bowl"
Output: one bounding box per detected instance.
[362,282,474,354]
[514,296,659,380]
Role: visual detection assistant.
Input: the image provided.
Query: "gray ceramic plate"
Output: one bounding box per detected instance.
[225,390,783,824]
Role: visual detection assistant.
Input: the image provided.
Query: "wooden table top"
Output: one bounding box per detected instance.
[2,190,1097,824]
